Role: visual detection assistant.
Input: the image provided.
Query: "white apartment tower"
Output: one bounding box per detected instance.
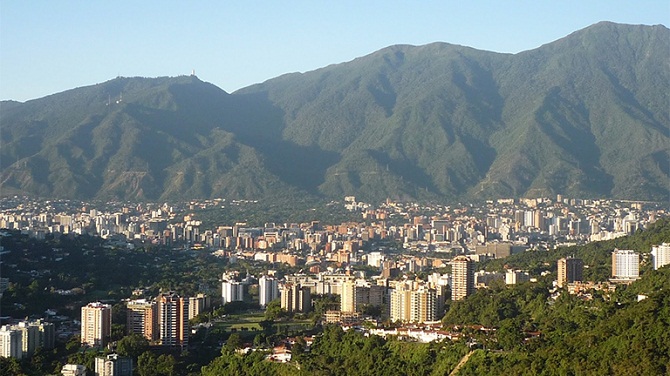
[651,243,670,270]
[81,302,112,347]
[259,276,279,308]
[221,279,245,304]
[612,249,640,281]
[0,325,23,359]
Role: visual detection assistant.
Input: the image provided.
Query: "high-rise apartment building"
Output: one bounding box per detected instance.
[340,280,357,313]
[0,320,54,359]
[280,283,311,313]
[389,282,437,323]
[188,293,211,320]
[94,354,133,376]
[259,276,279,308]
[126,299,158,342]
[221,280,244,304]
[410,286,437,323]
[451,256,474,301]
[557,257,583,288]
[612,249,640,281]
[81,302,112,347]
[651,243,670,270]
[389,283,412,322]
[158,293,189,348]
[17,321,39,357]
[0,325,23,359]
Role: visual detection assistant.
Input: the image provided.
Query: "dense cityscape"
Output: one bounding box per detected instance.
[0,195,669,375]
[1,6,669,374]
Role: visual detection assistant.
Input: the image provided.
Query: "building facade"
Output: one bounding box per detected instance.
[451,256,474,301]
[612,249,640,281]
[557,257,583,288]
[126,299,158,342]
[188,293,211,320]
[81,302,112,347]
[280,283,311,313]
[0,325,22,359]
[94,354,133,376]
[505,270,531,285]
[158,293,189,348]
[61,364,87,376]
[221,280,244,304]
[259,276,279,308]
[651,243,670,270]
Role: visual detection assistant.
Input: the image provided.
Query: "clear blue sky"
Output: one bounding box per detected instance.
[1,1,668,102]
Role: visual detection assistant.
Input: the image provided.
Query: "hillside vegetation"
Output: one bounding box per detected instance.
[1,22,668,202]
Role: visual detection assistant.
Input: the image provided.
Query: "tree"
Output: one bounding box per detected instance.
[264,299,286,321]
[224,333,243,353]
[116,334,149,360]
[155,354,176,376]
[497,319,524,351]
[137,351,158,376]
[0,357,23,376]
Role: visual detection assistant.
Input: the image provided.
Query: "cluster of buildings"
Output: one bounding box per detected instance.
[555,243,670,291]
[0,196,665,256]
[80,293,210,350]
[0,196,668,367]
[61,354,133,376]
[220,256,473,324]
[0,319,54,359]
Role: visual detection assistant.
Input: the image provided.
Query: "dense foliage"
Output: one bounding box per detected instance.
[200,325,470,376]
[454,268,670,375]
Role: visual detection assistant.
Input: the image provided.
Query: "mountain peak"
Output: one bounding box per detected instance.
[1,23,667,202]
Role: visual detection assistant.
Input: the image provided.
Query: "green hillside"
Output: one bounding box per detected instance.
[1,22,668,202]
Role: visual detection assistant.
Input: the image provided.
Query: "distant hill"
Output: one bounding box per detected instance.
[1,22,668,202]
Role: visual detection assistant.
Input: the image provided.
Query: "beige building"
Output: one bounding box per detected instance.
[188,293,211,319]
[81,302,112,347]
[451,256,474,301]
[389,282,437,323]
[280,283,311,313]
[127,299,158,342]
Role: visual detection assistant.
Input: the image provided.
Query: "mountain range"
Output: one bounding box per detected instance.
[1,22,668,202]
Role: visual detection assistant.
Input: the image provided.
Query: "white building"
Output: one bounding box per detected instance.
[61,364,87,376]
[505,270,530,285]
[221,280,244,304]
[0,325,23,359]
[259,275,279,308]
[367,252,385,268]
[95,354,133,376]
[651,243,670,270]
[611,249,640,281]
